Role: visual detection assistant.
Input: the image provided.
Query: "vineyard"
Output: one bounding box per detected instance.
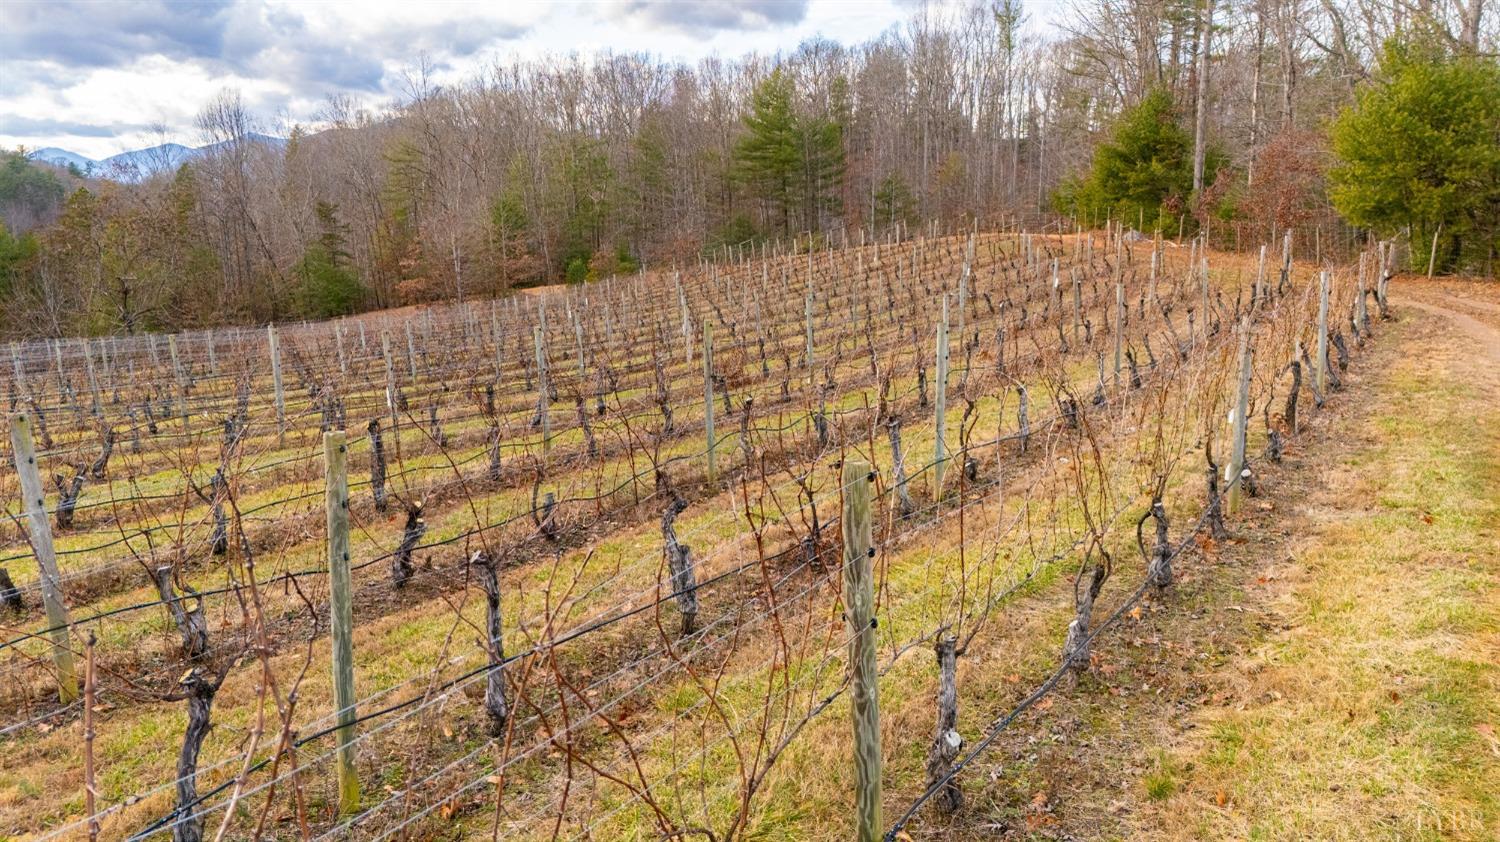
[0,225,1392,841]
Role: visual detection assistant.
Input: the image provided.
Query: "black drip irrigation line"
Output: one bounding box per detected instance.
[881,473,1242,838]
[0,348,960,647]
[0,384,882,651]
[125,500,847,841]
[29,251,1264,837]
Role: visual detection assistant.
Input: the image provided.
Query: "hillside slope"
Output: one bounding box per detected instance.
[938,278,1500,841]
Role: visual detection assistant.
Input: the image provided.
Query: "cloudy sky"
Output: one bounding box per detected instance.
[1,0,1043,161]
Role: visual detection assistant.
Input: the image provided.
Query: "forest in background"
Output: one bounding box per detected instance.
[0,0,1495,337]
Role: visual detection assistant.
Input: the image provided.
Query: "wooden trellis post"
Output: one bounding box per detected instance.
[381,331,398,432]
[1228,316,1254,514]
[534,326,550,454]
[703,319,715,483]
[842,460,880,842]
[1199,253,1211,336]
[491,303,504,378]
[805,292,815,374]
[267,325,285,444]
[958,232,972,344]
[324,431,359,815]
[79,339,101,420]
[573,309,586,378]
[933,295,950,497]
[54,339,66,393]
[1316,270,1330,394]
[404,321,418,379]
[9,412,78,702]
[1253,244,1267,308]
[1113,279,1125,385]
[9,343,25,403]
[1071,268,1083,343]
[168,334,186,419]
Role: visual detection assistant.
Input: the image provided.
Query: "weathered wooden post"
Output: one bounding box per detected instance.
[1280,229,1293,293]
[1253,244,1267,309]
[54,339,67,394]
[1199,253,1211,336]
[573,309,586,378]
[958,232,972,346]
[168,335,187,419]
[491,304,504,378]
[9,342,26,404]
[1316,270,1330,395]
[534,326,550,454]
[82,339,102,419]
[1227,316,1254,514]
[381,330,399,439]
[9,412,77,702]
[841,459,880,842]
[404,321,418,380]
[804,292,815,373]
[1427,224,1442,278]
[1071,268,1083,343]
[933,296,950,497]
[1113,279,1125,385]
[267,325,285,444]
[1376,241,1390,314]
[324,430,359,814]
[703,319,715,484]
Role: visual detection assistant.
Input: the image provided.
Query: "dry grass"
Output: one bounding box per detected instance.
[882,284,1500,842]
[1148,300,1500,841]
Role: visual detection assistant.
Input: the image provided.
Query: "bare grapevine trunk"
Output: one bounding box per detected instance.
[661,496,699,636]
[470,551,508,734]
[925,636,963,813]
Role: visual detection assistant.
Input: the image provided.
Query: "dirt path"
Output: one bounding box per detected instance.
[1402,288,1500,362]
[950,278,1499,841]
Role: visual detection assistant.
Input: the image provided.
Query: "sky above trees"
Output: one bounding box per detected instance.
[0,0,1064,159]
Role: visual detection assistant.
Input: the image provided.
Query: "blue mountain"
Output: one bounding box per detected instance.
[27,134,287,182]
[28,147,96,172]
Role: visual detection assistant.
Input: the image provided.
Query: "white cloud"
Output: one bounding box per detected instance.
[0,0,917,159]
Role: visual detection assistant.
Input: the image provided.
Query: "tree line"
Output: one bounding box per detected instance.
[0,0,1494,337]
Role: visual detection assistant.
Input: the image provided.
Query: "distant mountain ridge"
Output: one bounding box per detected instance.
[28,133,286,181]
